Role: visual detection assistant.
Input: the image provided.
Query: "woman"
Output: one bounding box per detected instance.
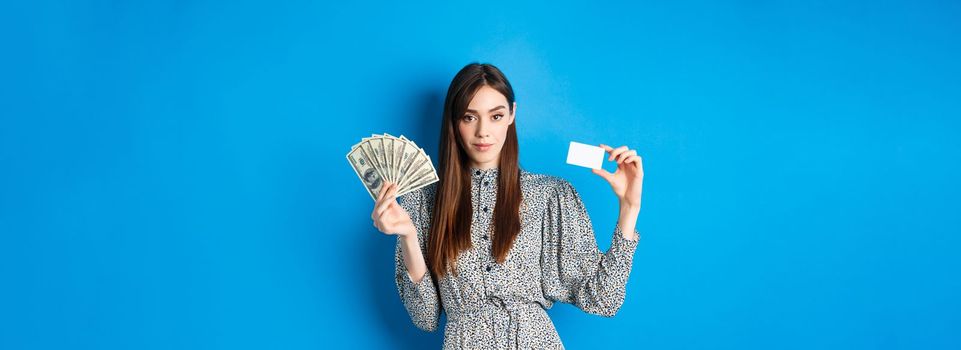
[371,63,644,349]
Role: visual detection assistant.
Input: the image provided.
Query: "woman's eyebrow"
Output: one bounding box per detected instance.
[466,105,507,113]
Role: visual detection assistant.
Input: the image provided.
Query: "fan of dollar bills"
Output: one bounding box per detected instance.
[346,133,439,200]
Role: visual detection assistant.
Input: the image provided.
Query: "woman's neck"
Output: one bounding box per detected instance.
[468,160,499,170]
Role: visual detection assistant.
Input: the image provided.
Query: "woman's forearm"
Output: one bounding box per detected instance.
[617,202,641,241]
[400,233,429,283]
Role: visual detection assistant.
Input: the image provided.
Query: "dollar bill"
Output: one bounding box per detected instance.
[346,133,439,200]
[346,145,385,200]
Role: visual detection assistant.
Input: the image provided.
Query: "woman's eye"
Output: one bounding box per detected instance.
[493,114,503,121]
[463,115,476,122]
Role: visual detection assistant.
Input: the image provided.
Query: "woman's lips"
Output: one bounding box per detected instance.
[472,143,493,152]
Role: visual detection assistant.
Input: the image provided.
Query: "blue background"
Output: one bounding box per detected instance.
[2,1,960,349]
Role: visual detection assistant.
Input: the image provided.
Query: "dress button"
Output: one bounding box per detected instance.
[475,170,481,175]
[483,181,488,186]
[483,207,489,212]
[486,265,492,272]
[482,235,489,240]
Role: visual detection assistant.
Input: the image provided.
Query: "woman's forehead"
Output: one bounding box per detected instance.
[468,86,509,111]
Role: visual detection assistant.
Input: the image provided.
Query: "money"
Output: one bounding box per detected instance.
[346,133,439,200]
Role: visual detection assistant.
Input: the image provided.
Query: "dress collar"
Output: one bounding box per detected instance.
[469,166,499,180]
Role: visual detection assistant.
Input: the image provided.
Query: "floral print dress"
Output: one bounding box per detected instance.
[395,167,640,349]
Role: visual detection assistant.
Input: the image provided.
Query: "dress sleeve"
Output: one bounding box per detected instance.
[540,179,640,317]
[394,188,441,332]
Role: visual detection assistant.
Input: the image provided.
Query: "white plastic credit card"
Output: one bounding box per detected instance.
[566,141,606,169]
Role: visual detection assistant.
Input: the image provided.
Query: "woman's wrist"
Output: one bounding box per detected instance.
[398,224,419,242]
[618,198,641,213]
[398,229,421,256]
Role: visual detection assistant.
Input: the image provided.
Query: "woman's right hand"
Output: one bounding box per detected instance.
[371,182,417,238]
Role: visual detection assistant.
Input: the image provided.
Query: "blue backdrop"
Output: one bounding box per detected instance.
[2,1,960,349]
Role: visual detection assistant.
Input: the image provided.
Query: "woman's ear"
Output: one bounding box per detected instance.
[509,102,517,125]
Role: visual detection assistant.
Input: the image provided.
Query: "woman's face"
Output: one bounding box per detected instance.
[457,85,516,170]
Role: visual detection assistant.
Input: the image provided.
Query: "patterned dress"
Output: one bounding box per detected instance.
[395,167,640,349]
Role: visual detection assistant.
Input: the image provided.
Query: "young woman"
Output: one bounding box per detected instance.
[371,63,644,349]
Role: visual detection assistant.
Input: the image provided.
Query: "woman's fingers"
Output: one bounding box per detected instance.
[388,183,399,203]
[378,183,397,206]
[375,204,406,235]
[375,184,401,222]
[371,183,388,220]
[376,181,391,202]
[372,182,396,220]
[608,145,629,161]
[372,183,399,234]
[373,212,392,235]
[370,182,397,233]
[615,150,637,164]
[374,201,391,220]
[599,143,644,163]
[591,167,614,182]
[373,202,394,234]
[376,186,398,216]
[622,155,642,173]
[375,200,393,219]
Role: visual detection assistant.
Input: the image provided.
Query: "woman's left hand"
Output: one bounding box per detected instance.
[592,144,644,210]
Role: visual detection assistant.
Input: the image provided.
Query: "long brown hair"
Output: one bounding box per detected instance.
[428,63,522,277]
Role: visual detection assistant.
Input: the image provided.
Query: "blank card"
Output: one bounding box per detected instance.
[566,141,605,169]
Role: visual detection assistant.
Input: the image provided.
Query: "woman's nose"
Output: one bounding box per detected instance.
[475,120,490,138]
